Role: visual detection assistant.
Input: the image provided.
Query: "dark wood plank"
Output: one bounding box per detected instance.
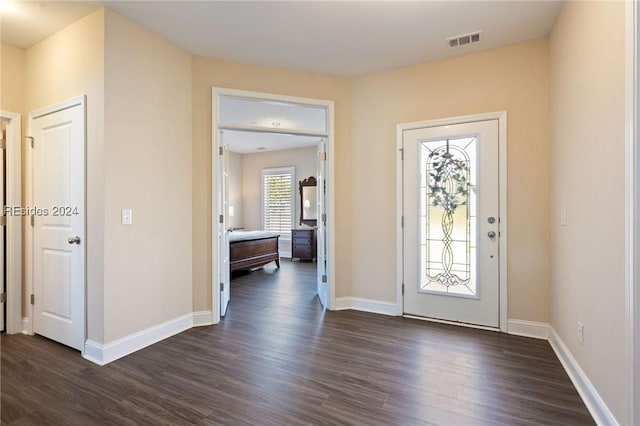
[1,260,594,425]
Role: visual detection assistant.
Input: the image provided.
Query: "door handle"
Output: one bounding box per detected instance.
[68,236,81,244]
[487,231,496,239]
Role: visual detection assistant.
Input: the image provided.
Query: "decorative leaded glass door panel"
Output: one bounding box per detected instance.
[402,119,500,327]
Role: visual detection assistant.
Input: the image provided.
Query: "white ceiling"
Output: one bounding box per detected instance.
[220,96,326,153]
[2,1,562,77]
[102,0,562,77]
[220,96,326,132]
[224,130,322,154]
[1,0,563,152]
[0,1,101,48]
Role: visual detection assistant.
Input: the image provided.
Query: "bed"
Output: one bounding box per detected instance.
[229,231,281,272]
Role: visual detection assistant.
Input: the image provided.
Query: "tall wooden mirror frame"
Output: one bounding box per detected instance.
[299,176,317,227]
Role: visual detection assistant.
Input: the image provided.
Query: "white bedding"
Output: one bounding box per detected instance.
[228,230,280,243]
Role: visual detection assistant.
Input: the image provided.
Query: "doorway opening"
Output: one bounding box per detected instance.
[0,110,22,335]
[211,88,335,323]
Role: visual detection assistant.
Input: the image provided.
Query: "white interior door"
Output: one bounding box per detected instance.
[31,99,85,350]
[316,140,328,307]
[0,120,6,332]
[403,119,500,327]
[219,134,231,316]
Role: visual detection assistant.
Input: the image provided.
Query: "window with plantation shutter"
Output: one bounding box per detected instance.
[262,167,294,238]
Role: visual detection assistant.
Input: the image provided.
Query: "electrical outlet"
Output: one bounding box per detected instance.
[577,321,584,344]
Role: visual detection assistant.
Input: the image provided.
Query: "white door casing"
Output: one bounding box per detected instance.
[0,120,5,331]
[212,87,336,322]
[29,97,86,351]
[399,112,507,329]
[317,139,328,307]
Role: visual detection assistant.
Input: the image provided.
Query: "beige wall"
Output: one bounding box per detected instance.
[550,1,626,422]
[240,146,317,253]
[228,151,244,230]
[24,9,106,342]
[20,7,193,344]
[1,42,25,114]
[103,10,193,342]
[192,57,352,310]
[194,41,550,319]
[350,39,551,320]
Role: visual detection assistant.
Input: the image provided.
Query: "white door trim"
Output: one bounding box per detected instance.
[211,87,336,323]
[625,1,638,425]
[26,95,86,352]
[0,110,22,334]
[396,111,508,331]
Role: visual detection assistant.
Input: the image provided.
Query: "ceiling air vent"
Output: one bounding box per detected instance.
[447,31,482,48]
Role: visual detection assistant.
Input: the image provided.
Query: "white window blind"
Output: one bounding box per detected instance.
[262,167,294,238]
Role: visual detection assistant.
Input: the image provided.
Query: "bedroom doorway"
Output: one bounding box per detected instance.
[212,88,335,323]
[0,110,21,335]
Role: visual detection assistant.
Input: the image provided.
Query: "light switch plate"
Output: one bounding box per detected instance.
[560,208,567,226]
[122,209,132,225]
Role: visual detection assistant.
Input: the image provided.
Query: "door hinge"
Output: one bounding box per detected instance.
[30,294,35,305]
[322,213,326,224]
[399,148,404,160]
[220,282,224,292]
[0,293,6,303]
[219,214,224,224]
[0,139,6,149]
[320,152,326,161]
[219,146,223,155]
[402,283,405,295]
[0,216,6,226]
[322,274,327,283]
[25,136,34,148]
[401,216,404,228]
[31,215,34,226]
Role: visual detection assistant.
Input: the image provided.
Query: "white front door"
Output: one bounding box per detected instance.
[316,140,328,307]
[219,135,231,316]
[30,98,85,350]
[403,119,500,328]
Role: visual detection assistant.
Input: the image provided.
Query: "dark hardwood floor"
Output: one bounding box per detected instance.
[2,259,594,425]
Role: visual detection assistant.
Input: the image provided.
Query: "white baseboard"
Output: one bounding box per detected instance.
[334,297,398,316]
[279,251,292,258]
[507,319,550,339]
[548,327,618,426]
[192,310,214,327]
[83,311,209,366]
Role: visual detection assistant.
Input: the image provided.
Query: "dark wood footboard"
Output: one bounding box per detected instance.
[230,235,280,272]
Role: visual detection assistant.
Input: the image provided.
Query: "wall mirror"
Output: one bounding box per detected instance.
[299,176,317,227]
